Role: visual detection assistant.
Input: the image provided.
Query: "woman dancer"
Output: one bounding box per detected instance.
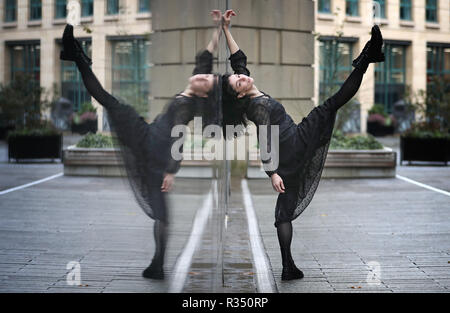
[221,10,384,280]
[60,12,222,279]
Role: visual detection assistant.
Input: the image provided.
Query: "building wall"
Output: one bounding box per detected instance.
[315,0,450,133]
[151,0,316,124]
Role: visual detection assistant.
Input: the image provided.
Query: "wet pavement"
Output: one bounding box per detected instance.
[0,134,448,292]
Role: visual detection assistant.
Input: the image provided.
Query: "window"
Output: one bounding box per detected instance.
[319,38,354,103]
[318,0,331,13]
[375,0,386,19]
[111,38,151,116]
[29,0,42,20]
[138,0,150,13]
[60,40,92,111]
[107,0,119,15]
[346,0,359,16]
[81,0,93,17]
[425,0,437,22]
[400,0,412,20]
[375,43,407,113]
[427,44,450,81]
[4,0,16,22]
[55,0,67,19]
[426,43,449,128]
[9,42,40,85]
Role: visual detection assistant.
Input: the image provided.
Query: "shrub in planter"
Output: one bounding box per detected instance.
[70,102,98,135]
[76,132,118,148]
[330,130,384,150]
[400,76,450,164]
[7,122,62,161]
[367,104,397,136]
[1,74,62,161]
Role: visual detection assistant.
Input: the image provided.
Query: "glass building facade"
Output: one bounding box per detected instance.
[319,38,354,104]
[60,40,92,112]
[375,43,407,113]
[110,38,151,116]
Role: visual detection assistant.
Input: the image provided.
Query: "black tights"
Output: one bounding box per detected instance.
[152,220,168,267]
[326,67,365,112]
[277,222,295,268]
[276,66,365,269]
[75,59,119,110]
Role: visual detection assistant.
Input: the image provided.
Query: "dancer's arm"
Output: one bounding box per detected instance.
[192,10,222,75]
[222,10,238,54]
[222,10,251,76]
[161,97,195,192]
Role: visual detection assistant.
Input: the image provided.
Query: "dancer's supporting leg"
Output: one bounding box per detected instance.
[277,222,304,280]
[142,219,167,279]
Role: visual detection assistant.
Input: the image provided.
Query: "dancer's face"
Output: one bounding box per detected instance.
[189,74,214,97]
[228,74,254,98]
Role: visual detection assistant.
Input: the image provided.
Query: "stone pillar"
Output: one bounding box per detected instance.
[224,0,315,123]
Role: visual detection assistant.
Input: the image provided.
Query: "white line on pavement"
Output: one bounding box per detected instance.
[396,174,450,197]
[241,179,277,293]
[168,181,215,293]
[0,173,64,196]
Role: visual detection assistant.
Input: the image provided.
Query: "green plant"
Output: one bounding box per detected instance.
[76,132,119,148]
[330,130,384,150]
[403,76,450,138]
[367,104,397,127]
[71,101,97,124]
[0,73,55,131]
[6,120,59,139]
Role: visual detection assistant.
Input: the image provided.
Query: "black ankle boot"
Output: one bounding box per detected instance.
[142,259,164,280]
[352,25,385,73]
[281,265,304,281]
[60,24,92,65]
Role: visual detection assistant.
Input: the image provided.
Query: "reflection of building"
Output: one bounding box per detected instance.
[315,0,449,133]
[0,0,151,130]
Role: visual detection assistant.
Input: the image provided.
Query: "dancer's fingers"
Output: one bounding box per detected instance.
[280,179,285,191]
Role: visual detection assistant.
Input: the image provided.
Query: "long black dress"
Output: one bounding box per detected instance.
[77,50,220,223]
[229,50,363,227]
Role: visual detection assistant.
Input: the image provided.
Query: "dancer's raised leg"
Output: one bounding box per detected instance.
[324,25,384,112]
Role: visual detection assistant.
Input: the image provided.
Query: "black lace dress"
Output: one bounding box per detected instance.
[229,50,337,227]
[103,50,220,223]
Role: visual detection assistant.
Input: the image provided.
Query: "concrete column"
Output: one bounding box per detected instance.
[17,0,28,30]
[40,36,57,118]
[0,38,4,84]
[91,32,109,132]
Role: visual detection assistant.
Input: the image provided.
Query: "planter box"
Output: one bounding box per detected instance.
[0,125,15,140]
[63,145,214,177]
[367,121,395,137]
[400,136,449,165]
[8,134,62,162]
[71,120,98,135]
[247,147,396,179]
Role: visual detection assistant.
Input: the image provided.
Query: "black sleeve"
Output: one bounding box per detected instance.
[229,49,250,76]
[192,50,213,75]
[165,98,194,174]
[247,101,277,177]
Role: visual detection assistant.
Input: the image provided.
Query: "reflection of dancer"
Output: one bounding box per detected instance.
[222,10,384,280]
[60,17,221,279]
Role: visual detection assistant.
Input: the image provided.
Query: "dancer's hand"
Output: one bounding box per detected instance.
[271,173,285,193]
[222,9,236,30]
[161,173,175,192]
[210,10,222,26]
